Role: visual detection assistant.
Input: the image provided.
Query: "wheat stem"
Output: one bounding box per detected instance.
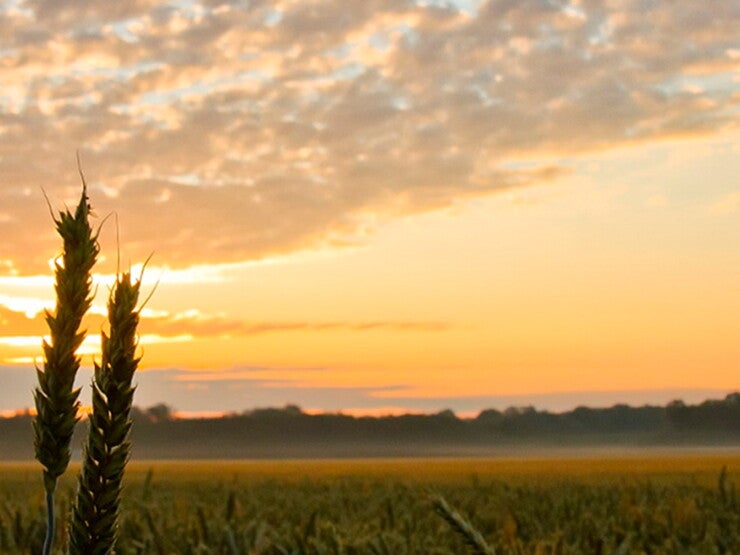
[43,491,54,555]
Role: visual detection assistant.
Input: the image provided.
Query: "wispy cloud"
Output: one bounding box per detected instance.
[142,309,452,337]
[0,298,451,363]
[1,0,737,273]
[709,191,740,214]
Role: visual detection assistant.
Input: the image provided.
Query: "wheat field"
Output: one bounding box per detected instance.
[1,455,737,554]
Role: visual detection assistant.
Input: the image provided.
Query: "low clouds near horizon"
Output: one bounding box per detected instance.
[0,301,451,345]
[0,364,734,415]
[1,0,737,273]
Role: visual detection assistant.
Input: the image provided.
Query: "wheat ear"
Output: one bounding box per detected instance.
[33,181,98,555]
[69,270,143,555]
[433,496,496,555]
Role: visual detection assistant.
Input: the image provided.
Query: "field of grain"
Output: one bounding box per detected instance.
[1,455,738,554]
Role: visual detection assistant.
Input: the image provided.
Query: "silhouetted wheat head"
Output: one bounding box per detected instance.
[70,270,143,554]
[33,182,98,495]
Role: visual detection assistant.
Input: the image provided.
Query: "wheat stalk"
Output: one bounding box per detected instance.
[433,496,495,555]
[33,177,98,555]
[69,270,143,555]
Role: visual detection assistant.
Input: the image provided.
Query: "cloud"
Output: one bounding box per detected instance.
[2,364,732,414]
[107,365,415,413]
[645,193,668,208]
[140,308,452,337]
[709,191,740,214]
[0,299,451,363]
[1,0,737,273]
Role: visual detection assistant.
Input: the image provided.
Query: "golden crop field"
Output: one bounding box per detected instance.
[1,454,738,554]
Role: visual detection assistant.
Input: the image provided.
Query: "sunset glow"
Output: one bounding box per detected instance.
[1,0,737,415]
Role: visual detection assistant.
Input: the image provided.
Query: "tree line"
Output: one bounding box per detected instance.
[1,393,737,460]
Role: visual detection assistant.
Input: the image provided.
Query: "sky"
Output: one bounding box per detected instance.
[0,0,738,416]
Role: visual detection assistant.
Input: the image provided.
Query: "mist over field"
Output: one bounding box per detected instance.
[2,393,738,460]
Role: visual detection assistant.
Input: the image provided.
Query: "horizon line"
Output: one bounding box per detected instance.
[2,390,736,421]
